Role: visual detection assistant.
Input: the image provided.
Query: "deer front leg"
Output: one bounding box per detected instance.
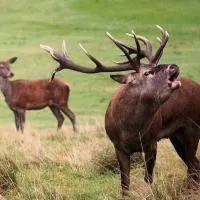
[115,148,131,196]
[13,111,20,131]
[144,142,157,184]
[19,111,26,133]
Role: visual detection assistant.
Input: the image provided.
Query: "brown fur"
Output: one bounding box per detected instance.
[7,78,77,133]
[10,79,70,110]
[105,72,200,195]
[0,57,77,133]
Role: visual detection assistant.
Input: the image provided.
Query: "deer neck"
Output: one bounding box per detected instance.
[0,77,12,103]
[113,85,160,134]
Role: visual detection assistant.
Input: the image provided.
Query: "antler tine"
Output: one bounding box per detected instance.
[136,35,153,63]
[41,40,138,78]
[131,31,141,67]
[40,44,57,60]
[152,25,169,64]
[51,66,63,81]
[106,32,138,55]
[126,32,148,60]
[106,32,137,68]
[79,43,104,69]
[62,40,69,58]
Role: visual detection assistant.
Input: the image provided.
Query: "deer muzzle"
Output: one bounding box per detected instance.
[167,64,181,90]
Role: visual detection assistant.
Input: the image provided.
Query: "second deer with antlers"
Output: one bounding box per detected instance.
[41,25,200,196]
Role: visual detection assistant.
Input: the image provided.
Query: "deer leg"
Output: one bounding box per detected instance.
[19,111,26,133]
[169,135,186,163]
[185,135,200,182]
[170,129,200,182]
[115,148,131,196]
[49,106,64,130]
[144,142,157,184]
[60,107,77,132]
[13,111,20,131]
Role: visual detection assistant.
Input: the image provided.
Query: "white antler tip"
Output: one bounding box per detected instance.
[156,24,164,32]
[157,36,161,42]
[79,43,88,54]
[126,33,134,37]
[40,44,45,48]
[39,44,52,52]
[131,30,136,36]
[106,32,114,39]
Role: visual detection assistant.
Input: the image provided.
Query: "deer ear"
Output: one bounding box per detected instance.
[110,74,127,84]
[8,57,18,64]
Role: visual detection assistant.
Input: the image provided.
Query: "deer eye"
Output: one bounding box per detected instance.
[144,71,155,76]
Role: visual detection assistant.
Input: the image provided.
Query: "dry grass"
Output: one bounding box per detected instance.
[0,119,199,199]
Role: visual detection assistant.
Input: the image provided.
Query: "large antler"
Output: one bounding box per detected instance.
[126,25,169,65]
[40,41,138,80]
[99,25,169,66]
[40,25,169,80]
[40,32,143,80]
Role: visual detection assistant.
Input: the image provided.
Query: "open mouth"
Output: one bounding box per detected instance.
[168,70,181,90]
[3,74,14,79]
[169,70,179,82]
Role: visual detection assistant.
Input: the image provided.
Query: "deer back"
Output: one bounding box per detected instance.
[9,78,70,109]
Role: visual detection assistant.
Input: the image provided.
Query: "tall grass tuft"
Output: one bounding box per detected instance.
[92,143,143,174]
[0,155,18,192]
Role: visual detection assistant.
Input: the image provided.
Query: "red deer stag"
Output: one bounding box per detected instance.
[40,25,200,196]
[0,57,77,133]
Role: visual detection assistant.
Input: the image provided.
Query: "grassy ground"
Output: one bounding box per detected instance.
[1,123,200,200]
[0,0,199,199]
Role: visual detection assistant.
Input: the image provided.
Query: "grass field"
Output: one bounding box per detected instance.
[0,0,200,199]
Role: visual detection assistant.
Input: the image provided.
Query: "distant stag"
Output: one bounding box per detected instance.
[40,25,200,196]
[0,57,76,133]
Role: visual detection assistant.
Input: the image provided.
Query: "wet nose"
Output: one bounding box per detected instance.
[10,72,14,77]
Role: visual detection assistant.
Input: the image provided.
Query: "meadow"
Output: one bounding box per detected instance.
[0,0,200,199]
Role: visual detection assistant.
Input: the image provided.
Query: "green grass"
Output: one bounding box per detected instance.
[0,0,199,199]
[0,0,199,122]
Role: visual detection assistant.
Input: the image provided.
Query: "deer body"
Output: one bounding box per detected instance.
[6,78,69,110]
[41,25,198,196]
[105,81,160,154]
[0,57,76,133]
[105,75,200,194]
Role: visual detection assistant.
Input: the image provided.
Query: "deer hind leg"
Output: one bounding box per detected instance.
[185,132,200,182]
[170,128,200,182]
[144,142,157,184]
[115,147,131,196]
[60,106,77,132]
[49,105,64,130]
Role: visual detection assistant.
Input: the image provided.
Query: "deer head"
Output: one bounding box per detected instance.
[0,57,17,78]
[40,25,181,105]
[111,63,180,104]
